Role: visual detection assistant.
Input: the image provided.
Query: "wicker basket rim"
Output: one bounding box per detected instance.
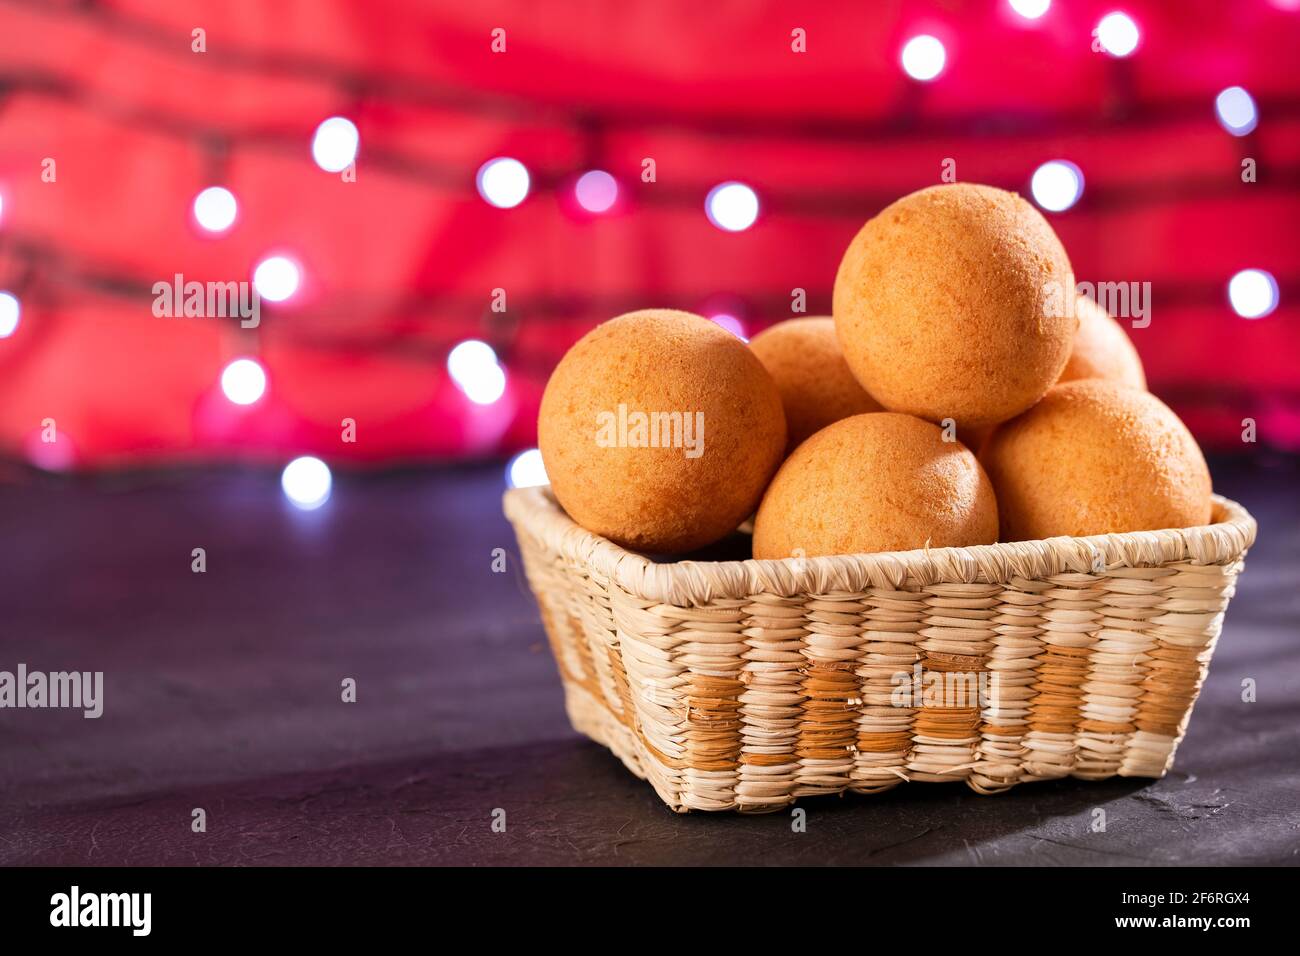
[503,486,1256,606]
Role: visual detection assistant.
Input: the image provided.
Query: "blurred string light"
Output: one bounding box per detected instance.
[574,170,618,213]
[462,364,506,404]
[506,448,548,488]
[281,456,332,510]
[0,291,20,338]
[709,313,747,340]
[220,357,267,405]
[311,116,359,172]
[1030,160,1084,212]
[7,1,1280,406]
[900,35,946,81]
[25,427,76,471]
[1228,269,1279,319]
[448,339,507,405]
[192,186,238,233]
[705,182,759,232]
[1215,87,1258,136]
[252,255,301,302]
[476,157,530,208]
[1009,0,1051,19]
[1096,12,1140,57]
[447,339,497,381]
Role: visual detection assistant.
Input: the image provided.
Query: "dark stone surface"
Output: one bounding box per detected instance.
[1,455,1296,866]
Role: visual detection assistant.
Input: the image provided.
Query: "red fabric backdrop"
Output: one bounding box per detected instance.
[0,0,1297,468]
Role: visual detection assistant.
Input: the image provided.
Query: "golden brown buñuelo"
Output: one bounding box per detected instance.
[753,412,998,559]
[833,182,1076,429]
[748,316,881,451]
[961,293,1148,452]
[1059,293,1147,390]
[979,379,1211,541]
[538,309,786,554]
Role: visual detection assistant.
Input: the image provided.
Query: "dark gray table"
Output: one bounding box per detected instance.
[1,455,1296,865]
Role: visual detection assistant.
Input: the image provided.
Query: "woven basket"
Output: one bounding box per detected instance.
[505,486,1256,812]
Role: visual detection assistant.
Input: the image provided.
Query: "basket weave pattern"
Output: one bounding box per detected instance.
[505,487,1256,812]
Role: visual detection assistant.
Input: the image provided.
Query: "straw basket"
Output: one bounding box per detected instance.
[504,486,1256,812]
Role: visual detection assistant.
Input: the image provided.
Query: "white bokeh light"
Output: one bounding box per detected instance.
[461,362,507,405]
[1030,160,1084,212]
[448,339,497,383]
[705,182,759,232]
[312,116,359,173]
[710,314,747,340]
[0,291,19,338]
[1228,269,1279,319]
[1215,87,1258,136]
[0,194,5,225]
[1096,12,1140,57]
[476,157,530,209]
[448,339,507,405]
[281,456,332,511]
[506,448,548,489]
[575,170,618,213]
[901,35,946,81]
[220,357,267,405]
[1009,0,1051,19]
[253,256,301,302]
[192,186,238,233]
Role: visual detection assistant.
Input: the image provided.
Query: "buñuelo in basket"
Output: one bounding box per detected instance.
[505,182,1257,813]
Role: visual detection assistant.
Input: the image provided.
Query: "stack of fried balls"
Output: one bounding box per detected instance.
[538,183,1212,559]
